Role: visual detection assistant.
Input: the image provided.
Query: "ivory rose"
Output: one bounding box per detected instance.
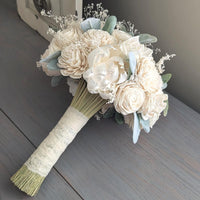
[112,29,132,43]
[139,91,168,127]
[136,57,163,93]
[42,23,83,59]
[114,81,145,115]
[83,45,128,100]
[119,36,153,59]
[81,29,115,51]
[58,43,89,79]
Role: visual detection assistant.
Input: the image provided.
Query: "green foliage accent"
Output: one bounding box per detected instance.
[139,34,157,44]
[138,114,150,133]
[103,107,115,118]
[51,76,63,87]
[163,100,169,117]
[162,73,172,83]
[115,112,124,125]
[102,16,117,34]
[40,51,61,63]
[81,18,101,32]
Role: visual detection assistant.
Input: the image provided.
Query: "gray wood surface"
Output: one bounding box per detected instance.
[0,0,200,199]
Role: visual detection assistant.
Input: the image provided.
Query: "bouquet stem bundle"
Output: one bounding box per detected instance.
[11,79,106,196]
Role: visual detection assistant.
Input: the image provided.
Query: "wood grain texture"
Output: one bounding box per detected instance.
[0,0,200,199]
[0,111,82,200]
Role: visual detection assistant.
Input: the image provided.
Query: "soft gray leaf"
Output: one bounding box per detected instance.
[81,18,101,32]
[163,100,169,117]
[128,52,136,75]
[40,51,61,63]
[138,114,150,133]
[162,73,172,83]
[46,58,60,70]
[133,112,141,144]
[139,34,157,44]
[102,16,117,34]
[115,112,124,125]
[103,107,115,119]
[51,76,63,87]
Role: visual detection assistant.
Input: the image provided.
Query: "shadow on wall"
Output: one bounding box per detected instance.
[83,0,200,113]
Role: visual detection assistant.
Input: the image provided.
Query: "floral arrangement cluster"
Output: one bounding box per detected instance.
[11,3,175,196]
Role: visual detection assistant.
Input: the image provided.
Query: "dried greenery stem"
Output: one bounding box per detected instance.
[71,79,107,118]
[10,165,44,196]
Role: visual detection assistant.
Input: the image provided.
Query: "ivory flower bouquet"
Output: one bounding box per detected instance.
[11,3,175,196]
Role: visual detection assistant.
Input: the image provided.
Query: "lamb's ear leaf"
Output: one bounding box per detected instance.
[163,100,169,117]
[162,73,172,83]
[128,52,136,75]
[162,82,168,90]
[51,76,63,87]
[81,18,101,32]
[102,16,117,34]
[103,107,115,119]
[139,34,157,44]
[115,112,124,125]
[46,58,60,70]
[40,51,61,63]
[133,112,141,144]
[138,114,150,133]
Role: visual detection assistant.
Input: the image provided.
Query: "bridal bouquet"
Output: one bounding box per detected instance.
[11,3,175,196]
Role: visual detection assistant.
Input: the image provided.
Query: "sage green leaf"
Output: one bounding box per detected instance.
[133,112,141,144]
[115,112,124,125]
[128,52,136,75]
[162,82,168,90]
[51,76,63,87]
[138,114,150,133]
[163,100,169,117]
[139,34,157,44]
[40,51,61,63]
[162,73,172,83]
[47,58,60,70]
[103,107,115,119]
[102,16,117,34]
[81,18,101,32]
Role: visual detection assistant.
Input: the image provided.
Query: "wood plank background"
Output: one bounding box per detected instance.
[0,0,200,199]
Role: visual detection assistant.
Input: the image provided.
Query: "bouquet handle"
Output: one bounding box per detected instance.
[11,106,88,196]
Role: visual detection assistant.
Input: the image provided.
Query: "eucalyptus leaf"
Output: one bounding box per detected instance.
[133,112,141,144]
[139,34,157,44]
[115,112,124,125]
[51,76,63,87]
[138,114,150,133]
[162,73,172,83]
[102,16,117,34]
[128,52,136,75]
[46,58,60,70]
[40,51,61,63]
[103,107,115,119]
[163,100,169,117]
[162,82,168,90]
[81,18,101,32]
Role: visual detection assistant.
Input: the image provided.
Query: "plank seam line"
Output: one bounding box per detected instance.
[0,108,84,200]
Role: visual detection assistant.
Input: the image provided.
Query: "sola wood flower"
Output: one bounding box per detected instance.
[112,29,132,43]
[58,42,89,79]
[136,57,163,93]
[81,29,115,50]
[83,45,128,100]
[114,81,145,115]
[139,91,168,127]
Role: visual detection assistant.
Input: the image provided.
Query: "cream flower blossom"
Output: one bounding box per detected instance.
[139,91,168,127]
[81,29,115,51]
[83,45,128,100]
[136,57,163,93]
[119,36,153,59]
[41,23,82,59]
[58,42,89,79]
[114,81,145,115]
[112,29,132,43]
